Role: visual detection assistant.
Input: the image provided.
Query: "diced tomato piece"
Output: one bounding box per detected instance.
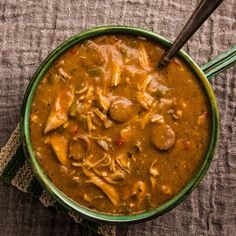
[70,47,77,55]
[115,138,125,146]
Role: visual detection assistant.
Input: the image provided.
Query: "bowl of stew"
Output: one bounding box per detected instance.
[21,26,221,223]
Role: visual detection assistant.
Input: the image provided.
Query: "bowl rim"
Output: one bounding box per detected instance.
[20,25,219,224]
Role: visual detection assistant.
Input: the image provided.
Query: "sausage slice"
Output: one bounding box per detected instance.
[109,97,133,123]
[151,124,175,151]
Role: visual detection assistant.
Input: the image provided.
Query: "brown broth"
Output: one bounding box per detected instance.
[30,35,210,215]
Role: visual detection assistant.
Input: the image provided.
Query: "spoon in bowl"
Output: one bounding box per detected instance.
[159,0,224,69]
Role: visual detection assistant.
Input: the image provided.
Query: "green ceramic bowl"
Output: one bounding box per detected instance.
[20,26,236,224]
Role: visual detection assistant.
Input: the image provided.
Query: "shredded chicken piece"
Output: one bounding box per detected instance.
[87,134,112,142]
[100,154,112,166]
[96,88,110,113]
[140,111,151,129]
[110,159,116,172]
[84,86,95,101]
[83,168,119,205]
[48,134,69,166]
[97,140,109,151]
[72,162,82,167]
[123,65,147,80]
[104,171,125,184]
[58,67,72,79]
[86,112,94,131]
[92,168,108,177]
[93,108,113,128]
[100,170,126,185]
[93,108,108,121]
[108,171,125,181]
[84,153,111,169]
[84,157,106,169]
[136,91,154,110]
[86,40,107,66]
[44,85,74,134]
[139,44,150,70]
[109,46,123,87]
[150,114,164,124]
[138,75,152,91]
[116,154,131,175]
[110,61,122,87]
[75,83,88,94]
[150,159,160,177]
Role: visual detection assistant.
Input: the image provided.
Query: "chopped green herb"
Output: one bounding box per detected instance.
[129,39,137,48]
[47,74,60,84]
[120,47,127,54]
[87,67,104,76]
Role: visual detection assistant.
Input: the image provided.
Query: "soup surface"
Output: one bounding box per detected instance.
[30,35,210,215]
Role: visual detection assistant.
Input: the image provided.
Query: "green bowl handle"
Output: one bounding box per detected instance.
[200,45,236,80]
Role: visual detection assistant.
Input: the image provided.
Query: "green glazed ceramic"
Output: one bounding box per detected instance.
[20,26,236,224]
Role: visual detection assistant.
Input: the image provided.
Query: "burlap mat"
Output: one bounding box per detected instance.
[0,0,235,235]
[0,123,115,236]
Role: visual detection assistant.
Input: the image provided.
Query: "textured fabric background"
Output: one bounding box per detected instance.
[0,0,235,235]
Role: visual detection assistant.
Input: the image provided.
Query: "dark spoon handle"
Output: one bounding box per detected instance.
[159,0,224,68]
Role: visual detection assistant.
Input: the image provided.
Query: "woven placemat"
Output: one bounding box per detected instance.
[0,123,116,236]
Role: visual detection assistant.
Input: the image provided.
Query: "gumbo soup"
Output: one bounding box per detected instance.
[30,35,210,214]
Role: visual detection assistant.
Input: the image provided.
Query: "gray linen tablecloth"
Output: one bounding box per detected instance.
[0,0,235,235]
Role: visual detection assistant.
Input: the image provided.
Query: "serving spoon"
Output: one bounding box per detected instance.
[159,0,224,68]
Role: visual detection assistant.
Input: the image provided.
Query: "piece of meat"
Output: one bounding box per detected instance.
[109,97,133,123]
[83,169,119,206]
[139,44,151,70]
[116,153,130,171]
[93,108,113,128]
[49,134,69,166]
[151,124,175,151]
[108,45,123,87]
[81,41,107,69]
[69,140,86,160]
[87,41,107,66]
[135,92,154,110]
[103,171,126,185]
[44,85,74,134]
[96,88,110,113]
[110,61,122,87]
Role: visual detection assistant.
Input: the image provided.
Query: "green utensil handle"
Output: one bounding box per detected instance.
[201,45,236,79]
